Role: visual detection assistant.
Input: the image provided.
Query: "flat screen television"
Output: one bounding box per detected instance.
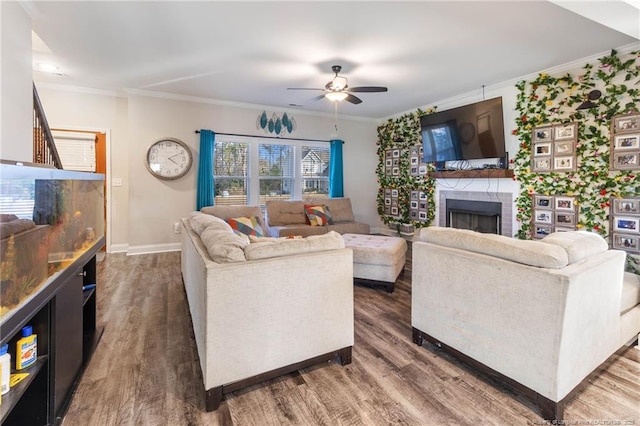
[421,97,506,165]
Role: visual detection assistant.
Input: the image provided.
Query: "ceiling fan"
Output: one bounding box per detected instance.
[288,65,388,106]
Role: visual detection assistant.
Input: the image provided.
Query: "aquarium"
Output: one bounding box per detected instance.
[0,163,105,323]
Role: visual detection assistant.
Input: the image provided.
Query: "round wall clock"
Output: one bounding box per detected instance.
[145,137,193,180]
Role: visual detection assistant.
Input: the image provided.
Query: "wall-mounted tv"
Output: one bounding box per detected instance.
[421,97,506,164]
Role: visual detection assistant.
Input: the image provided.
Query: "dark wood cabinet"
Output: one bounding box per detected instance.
[0,240,103,425]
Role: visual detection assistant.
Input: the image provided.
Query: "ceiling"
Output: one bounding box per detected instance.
[27,1,639,120]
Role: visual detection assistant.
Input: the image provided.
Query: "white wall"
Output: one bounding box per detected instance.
[0,2,32,162]
[37,89,380,253]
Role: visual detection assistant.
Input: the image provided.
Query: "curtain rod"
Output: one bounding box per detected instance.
[194,130,340,144]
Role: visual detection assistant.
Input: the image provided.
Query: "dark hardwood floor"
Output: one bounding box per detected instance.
[62,250,640,425]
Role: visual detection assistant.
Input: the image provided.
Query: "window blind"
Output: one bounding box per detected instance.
[52,131,96,172]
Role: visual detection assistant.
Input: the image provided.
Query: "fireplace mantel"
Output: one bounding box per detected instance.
[430,169,514,179]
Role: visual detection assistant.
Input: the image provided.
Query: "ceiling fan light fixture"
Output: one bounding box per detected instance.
[331,76,348,91]
[325,91,348,102]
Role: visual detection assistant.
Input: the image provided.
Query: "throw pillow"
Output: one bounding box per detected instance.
[225,216,264,237]
[304,204,333,226]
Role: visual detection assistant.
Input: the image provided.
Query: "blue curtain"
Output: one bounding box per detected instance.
[196,129,215,210]
[329,139,344,198]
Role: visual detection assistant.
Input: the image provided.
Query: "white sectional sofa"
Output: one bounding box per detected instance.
[180,206,354,410]
[411,227,639,422]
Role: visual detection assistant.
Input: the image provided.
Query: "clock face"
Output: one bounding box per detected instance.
[146,138,193,180]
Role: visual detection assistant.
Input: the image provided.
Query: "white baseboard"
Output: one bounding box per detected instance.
[126,243,181,256]
[109,243,129,253]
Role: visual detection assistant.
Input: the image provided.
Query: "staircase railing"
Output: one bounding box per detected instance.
[32,83,63,169]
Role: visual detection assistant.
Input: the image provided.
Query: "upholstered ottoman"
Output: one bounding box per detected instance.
[342,233,408,292]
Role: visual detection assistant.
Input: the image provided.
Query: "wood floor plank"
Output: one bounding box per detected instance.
[60,252,640,426]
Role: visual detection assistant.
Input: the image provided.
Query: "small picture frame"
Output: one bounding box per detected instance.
[614,152,639,169]
[534,195,552,209]
[534,225,552,238]
[384,206,391,214]
[411,156,419,165]
[613,113,640,134]
[385,159,392,167]
[555,227,574,233]
[384,198,391,206]
[410,201,418,209]
[534,209,553,224]
[419,201,427,210]
[613,199,639,215]
[411,147,418,156]
[393,158,399,166]
[613,216,639,233]
[555,212,575,225]
[418,211,427,220]
[410,167,418,175]
[386,150,393,160]
[554,122,577,140]
[419,192,427,200]
[554,141,574,155]
[384,188,391,195]
[411,191,419,200]
[553,156,573,170]
[418,165,427,175]
[555,196,574,211]
[392,167,400,175]
[613,134,640,150]
[391,206,398,216]
[612,233,639,251]
[392,149,400,158]
[533,143,552,156]
[533,126,553,142]
[410,210,418,219]
[392,198,398,206]
[391,189,399,197]
[533,157,551,171]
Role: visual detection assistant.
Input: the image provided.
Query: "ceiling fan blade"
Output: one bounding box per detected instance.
[345,94,363,104]
[303,94,326,105]
[289,94,326,107]
[349,86,388,93]
[287,87,325,91]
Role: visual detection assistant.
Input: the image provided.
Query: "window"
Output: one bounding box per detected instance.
[211,136,330,206]
[213,139,248,206]
[258,144,294,205]
[301,145,329,199]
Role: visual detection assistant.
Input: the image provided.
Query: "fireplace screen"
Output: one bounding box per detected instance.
[446,199,501,234]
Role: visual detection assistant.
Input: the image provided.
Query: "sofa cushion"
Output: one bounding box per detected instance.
[307,197,354,222]
[226,216,264,237]
[248,235,302,243]
[540,231,609,264]
[266,200,307,226]
[200,205,266,232]
[244,230,345,260]
[200,228,248,263]
[304,204,332,226]
[188,212,249,263]
[419,226,569,269]
[189,211,233,234]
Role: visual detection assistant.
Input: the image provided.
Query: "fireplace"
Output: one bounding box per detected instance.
[439,190,513,236]
[446,199,501,234]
